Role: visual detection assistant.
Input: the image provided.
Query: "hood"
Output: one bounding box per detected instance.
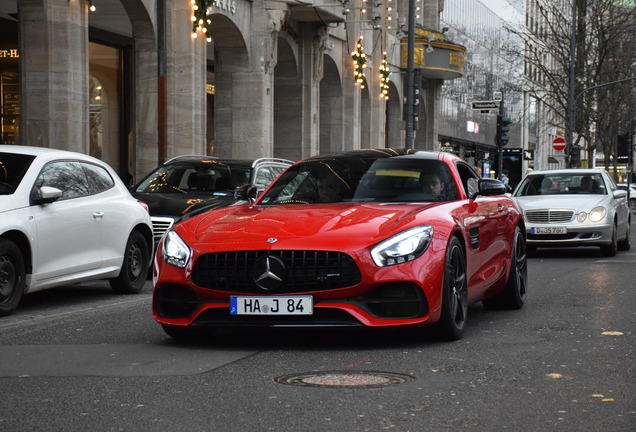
[513,194,608,212]
[177,202,444,250]
[133,192,239,221]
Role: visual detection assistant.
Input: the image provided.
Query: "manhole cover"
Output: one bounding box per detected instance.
[274,370,414,388]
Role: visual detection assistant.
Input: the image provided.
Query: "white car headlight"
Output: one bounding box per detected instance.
[588,206,606,223]
[371,225,434,267]
[162,229,192,268]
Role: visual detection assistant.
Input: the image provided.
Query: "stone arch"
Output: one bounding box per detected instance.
[274,36,301,161]
[320,55,343,154]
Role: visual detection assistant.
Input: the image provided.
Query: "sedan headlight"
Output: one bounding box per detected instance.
[371,225,433,267]
[588,206,607,223]
[162,229,192,268]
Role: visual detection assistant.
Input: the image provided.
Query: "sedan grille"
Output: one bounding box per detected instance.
[525,210,574,223]
[151,217,175,243]
[192,250,362,294]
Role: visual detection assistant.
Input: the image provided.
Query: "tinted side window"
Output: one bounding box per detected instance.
[82,162,115,193]
[36,161,89,199]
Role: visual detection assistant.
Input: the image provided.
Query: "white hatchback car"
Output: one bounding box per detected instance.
[0,145,154,316]
[512,168,631,256]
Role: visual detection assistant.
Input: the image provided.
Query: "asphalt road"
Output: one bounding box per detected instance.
[1,235,635,432]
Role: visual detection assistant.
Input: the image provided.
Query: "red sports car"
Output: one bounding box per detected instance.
[153,149,527,340]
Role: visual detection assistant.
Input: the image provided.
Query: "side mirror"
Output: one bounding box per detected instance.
[475,178,507,197]
[32,186,63,205]
[234,184,259,202]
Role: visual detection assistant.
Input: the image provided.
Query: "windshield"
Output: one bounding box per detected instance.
[0,152,36,195]
[134,162,250,196]
[514,173,607,196]
[259,157,458,205]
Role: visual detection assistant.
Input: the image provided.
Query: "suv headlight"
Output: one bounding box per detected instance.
[162,229,192,268]
[371,225,434,267]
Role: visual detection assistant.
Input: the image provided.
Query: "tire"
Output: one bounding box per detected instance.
[483,226,528,310]
[0,239,26,316]
[617,217,630,251]
[600,222,617,257]
[435,236,468,341]
[109,231,150,294]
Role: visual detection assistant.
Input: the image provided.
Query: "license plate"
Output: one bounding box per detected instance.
[532,226,567,234]
[230,296,313,315]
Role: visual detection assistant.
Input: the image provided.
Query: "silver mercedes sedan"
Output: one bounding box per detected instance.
[512,168,631,256]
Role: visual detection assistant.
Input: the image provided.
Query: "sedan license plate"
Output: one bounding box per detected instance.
[230,296,313,315]
[532,226,567,234]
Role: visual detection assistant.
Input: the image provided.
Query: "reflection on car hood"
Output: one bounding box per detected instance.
[133,192,239,220]
[513,195,608,212]
[182,202,442,248]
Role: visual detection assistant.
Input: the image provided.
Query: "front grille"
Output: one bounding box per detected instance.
[192,250,362,294]
[151,217,175,243]
[525,209,574,223]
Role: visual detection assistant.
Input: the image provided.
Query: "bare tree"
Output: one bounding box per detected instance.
[505,0,636,169]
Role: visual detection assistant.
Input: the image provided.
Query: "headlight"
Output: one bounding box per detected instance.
[371,225,433,267]
[162,229,192,268]
[588,206,606,223]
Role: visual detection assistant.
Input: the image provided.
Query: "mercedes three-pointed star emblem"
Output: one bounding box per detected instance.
[252,255,286,290]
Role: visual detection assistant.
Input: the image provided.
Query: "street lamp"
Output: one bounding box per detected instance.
[404,0,416,149]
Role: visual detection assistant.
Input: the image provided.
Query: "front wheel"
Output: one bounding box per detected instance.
[0,239,26,316]
[109,231,150,294]
[600,222,617,257]
[435,236,468,341]
[483,226,527,310]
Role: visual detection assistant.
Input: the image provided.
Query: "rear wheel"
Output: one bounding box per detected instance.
[0,239,25,316]
[483,226,527,310]
[109,231,150,294]
[435,237,468,341]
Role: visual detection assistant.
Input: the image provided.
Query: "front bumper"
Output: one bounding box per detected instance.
[526,222,613,247]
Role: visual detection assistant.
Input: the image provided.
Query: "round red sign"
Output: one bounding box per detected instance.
[552,137,566,151]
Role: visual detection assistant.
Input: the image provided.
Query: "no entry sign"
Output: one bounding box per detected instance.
[552,137,566,151]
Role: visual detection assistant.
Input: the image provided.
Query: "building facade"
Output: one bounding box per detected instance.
[0,0,472,183]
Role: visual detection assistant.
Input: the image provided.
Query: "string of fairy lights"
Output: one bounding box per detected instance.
[191,0,213,43]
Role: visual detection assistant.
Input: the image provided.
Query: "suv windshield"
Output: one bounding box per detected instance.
[259,157,458,205]
[0,153,36,195]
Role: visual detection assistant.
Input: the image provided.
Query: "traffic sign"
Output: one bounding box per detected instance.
[471,100,500,110]
[552,137,566,151]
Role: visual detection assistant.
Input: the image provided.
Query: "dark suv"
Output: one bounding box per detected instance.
[132,155,293,247]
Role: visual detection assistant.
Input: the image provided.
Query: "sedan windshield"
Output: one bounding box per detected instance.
[259,157,458,204]
[134,162,250,195]
[514,173,606,196]
[0,153,36,195]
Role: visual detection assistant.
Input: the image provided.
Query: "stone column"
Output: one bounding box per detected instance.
[19,0,88,152]
[165,1,207,158]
